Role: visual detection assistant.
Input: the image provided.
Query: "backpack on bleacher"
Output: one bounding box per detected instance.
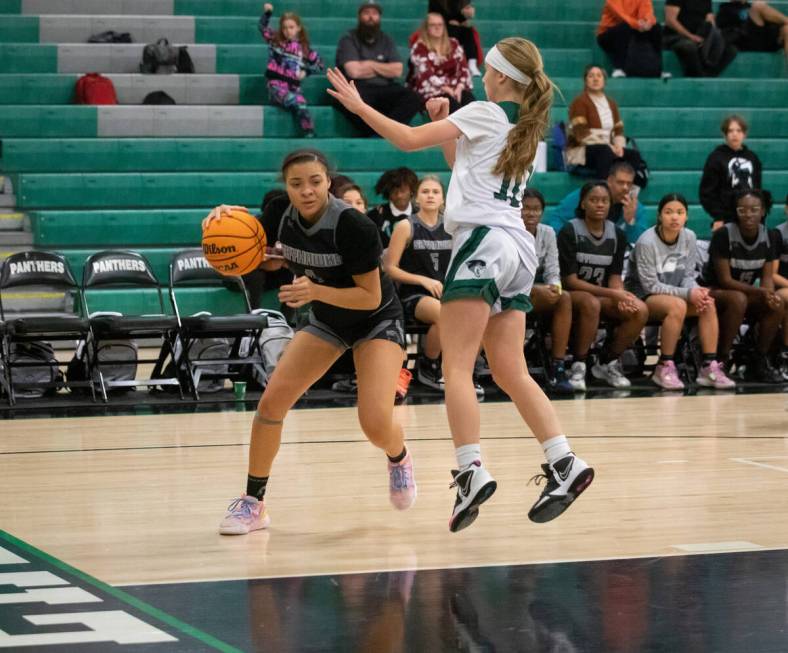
[87,30,132,43]
[140,38,178,74]
[236,309,294,389]
[160,336,232,394]
[143,91,176,105]
[176,46,195,73]
[9,341,62,398]
[549,121,568,172]
[75,73,118,105]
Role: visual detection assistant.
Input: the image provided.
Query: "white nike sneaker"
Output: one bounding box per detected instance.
[449,461,497,532]
[527,454,594,523]
[591,359,631,388]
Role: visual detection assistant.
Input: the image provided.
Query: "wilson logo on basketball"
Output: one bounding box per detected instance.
[203,243,238,255]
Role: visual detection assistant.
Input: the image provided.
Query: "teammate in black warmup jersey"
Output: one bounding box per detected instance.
[384,175,465,392]
[702,189,784,383]
[203,149,417,535]
[557,181,648,389]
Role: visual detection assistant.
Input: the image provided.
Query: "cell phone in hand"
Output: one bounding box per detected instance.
[265,244,285,260]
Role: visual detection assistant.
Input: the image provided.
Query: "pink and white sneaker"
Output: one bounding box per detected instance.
[388,450,417,510]
[696,360,736,390]
[219,495,271,535]
[652,360,685,390]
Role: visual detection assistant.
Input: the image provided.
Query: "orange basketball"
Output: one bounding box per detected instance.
[202,209,267,276]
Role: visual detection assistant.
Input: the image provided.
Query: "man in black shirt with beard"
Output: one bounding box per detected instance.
[334,1,423,136]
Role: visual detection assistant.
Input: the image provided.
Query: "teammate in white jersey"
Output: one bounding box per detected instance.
[328,38,594,531]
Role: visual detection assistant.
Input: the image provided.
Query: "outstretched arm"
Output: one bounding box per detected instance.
[327,68,460,151]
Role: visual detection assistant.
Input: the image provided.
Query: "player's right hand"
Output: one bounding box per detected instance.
[201,205,248,232]
[422,277,443,298]
[426,97,450,122]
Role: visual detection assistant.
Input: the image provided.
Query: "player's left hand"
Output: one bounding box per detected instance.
[278,275,318,308]
[326,68,365,115]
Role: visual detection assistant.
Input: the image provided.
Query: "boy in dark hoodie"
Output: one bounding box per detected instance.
[699,114,762,230]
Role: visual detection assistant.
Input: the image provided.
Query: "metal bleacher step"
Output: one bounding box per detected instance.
[0,231,33,246]
[0,211,25,231]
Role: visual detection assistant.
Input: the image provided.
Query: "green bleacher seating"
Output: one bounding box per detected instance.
[0,0,785,316]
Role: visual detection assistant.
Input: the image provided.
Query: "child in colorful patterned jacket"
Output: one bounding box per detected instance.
[260,4,325,136]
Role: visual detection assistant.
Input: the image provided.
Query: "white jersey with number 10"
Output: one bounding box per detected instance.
[445,100,537,270]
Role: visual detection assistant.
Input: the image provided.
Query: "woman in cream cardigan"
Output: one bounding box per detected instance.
[565,65,647,188]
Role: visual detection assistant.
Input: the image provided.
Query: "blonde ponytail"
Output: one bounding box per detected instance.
[492,38,556,183]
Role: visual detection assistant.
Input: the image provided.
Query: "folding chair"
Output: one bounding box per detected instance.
[0,320,12,402]
[0,250,94,404]
[169,249,269,400]
[81,249,182,402]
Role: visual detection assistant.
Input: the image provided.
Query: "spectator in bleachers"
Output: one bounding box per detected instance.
[408,12,474,113]
[564,66,649,189]
[546,160,648,245]
[596,0,663,78]
[627,193,736,389]
[557,181,649,388]
[384,176,456,391]
[338,183,369,213]
[769,194,788,378]
[335,1,423,137]
[366,167,419,247]
[699,114,763,230]
[428,0,482,76]
[701,189,784,382]
[260,4,325,137]
[329,174,356,197]
[521,189,589,393]
[663,0,738,77]
[717,0,788,58]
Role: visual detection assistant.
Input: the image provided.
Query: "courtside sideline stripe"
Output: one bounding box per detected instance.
[0,530,242,653]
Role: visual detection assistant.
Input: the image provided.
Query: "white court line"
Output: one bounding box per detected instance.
[730,457,788,474]
[672,541,763,553]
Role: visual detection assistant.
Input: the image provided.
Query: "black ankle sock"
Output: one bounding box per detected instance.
[702,353,716,364]
[599,349,616,365]
[574,355,587,364]
[659,354,674,363]
[246,475,269,501]
[387,447,407,464]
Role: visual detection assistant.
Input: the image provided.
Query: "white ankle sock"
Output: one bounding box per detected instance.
[541,435,571,466]
[456,444,481,469]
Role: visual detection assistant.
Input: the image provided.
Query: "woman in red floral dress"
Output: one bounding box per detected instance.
[408,12,475,113]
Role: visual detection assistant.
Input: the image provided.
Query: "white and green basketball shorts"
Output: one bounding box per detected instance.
[442,226,535,314]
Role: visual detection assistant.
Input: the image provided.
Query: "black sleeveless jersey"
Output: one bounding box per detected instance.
[264,196,398,328]
[557,218,627,287]
[397,214,453,298]
[703,222,773,287]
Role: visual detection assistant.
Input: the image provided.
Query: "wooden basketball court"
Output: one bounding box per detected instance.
[2,392,788,650]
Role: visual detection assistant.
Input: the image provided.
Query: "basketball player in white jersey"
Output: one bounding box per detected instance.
[328,37,594,532]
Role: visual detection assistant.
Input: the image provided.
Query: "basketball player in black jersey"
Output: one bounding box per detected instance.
[702,189,784,382]
[384,175,456,391]
[557,181,648,389]
[203,149,417,535]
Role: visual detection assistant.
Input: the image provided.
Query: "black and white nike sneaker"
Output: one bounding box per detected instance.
[449,461,497,532]
[527,454,594,523]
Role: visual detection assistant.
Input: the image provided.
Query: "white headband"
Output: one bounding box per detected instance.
[485,45,532,86]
